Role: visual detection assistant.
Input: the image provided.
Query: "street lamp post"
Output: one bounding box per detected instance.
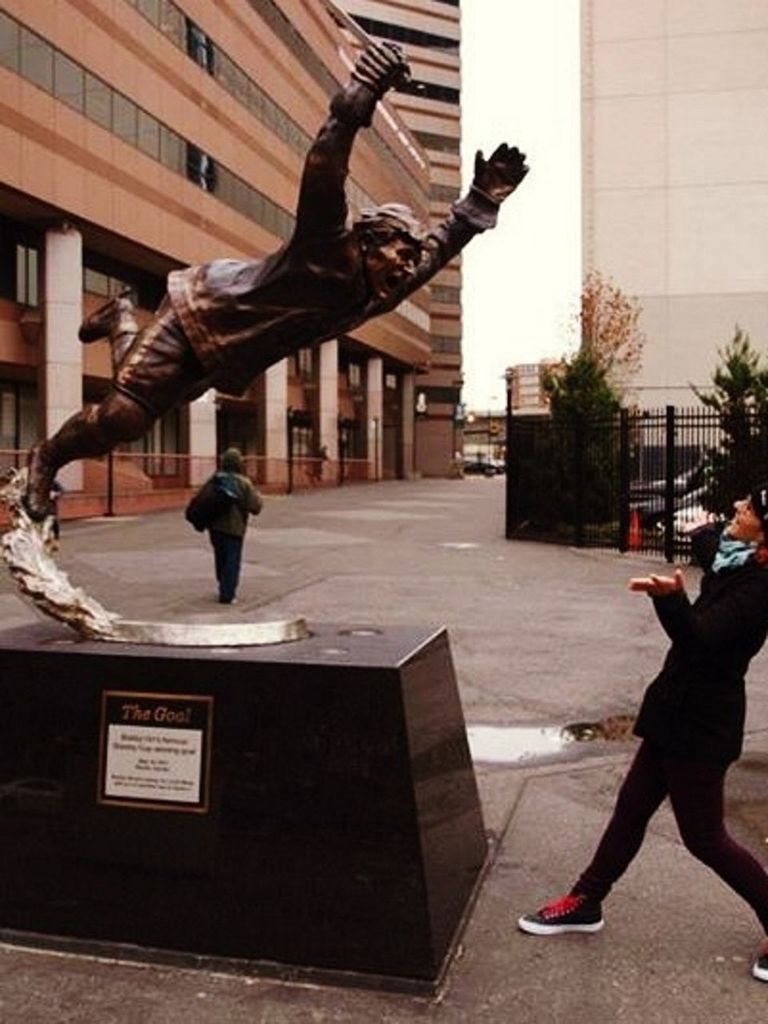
[414,392,427,477]
[370,416,380,481]
[488,395,498,463]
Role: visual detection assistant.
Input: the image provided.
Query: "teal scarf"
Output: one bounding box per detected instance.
[711,535,756,573]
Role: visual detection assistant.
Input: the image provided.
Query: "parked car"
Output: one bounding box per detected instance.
[630,461,710,528]
[463,457,502,477]
[668,503,720,537]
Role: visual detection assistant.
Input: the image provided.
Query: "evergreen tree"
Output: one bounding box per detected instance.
[544,349,620,420]
[694,327,768,510]
[535,351,620,527]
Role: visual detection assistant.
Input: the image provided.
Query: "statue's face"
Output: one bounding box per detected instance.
[362,228,422,301]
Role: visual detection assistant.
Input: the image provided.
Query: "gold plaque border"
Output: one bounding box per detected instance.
[97,690,214,814]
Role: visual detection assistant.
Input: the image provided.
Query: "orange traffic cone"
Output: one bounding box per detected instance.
[628,508,641,551]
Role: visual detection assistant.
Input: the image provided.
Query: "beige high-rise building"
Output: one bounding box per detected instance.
[336,0,463,472]
[506,362,554,416]
[582,1,768,407]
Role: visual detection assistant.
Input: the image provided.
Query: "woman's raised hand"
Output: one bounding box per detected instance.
[628,568,685,597]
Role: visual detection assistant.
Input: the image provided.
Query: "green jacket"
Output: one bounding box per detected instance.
[208,472,262,537]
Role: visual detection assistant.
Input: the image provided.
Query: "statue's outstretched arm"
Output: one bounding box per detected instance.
[293,42,410,240]
[462,144,530,230]
[392,143,530,300]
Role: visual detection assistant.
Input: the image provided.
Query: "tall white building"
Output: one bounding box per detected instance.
[582,1,768,407]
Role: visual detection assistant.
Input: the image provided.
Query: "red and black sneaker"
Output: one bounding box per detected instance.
[518,893,604,935]
[752,939,768,982]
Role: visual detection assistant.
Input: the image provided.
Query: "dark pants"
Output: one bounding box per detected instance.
[575,740,768,933]
[209,530,244,603]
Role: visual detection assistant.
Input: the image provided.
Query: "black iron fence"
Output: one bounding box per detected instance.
[506,405,768,561]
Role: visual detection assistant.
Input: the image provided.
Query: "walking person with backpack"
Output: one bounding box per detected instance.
[187,447,262,604]
[518,487,768,984]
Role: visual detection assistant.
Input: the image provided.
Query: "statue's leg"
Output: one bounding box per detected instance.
[26,305,207,520]
[79,289,140,375]
[79,288,137,343]
[27,303,208,516]
[111,322,140,375]
[25,391,155,520]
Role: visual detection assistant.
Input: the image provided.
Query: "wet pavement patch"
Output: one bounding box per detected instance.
[467,725,569,765]
[723,753,768,854]
[468,714,636,765]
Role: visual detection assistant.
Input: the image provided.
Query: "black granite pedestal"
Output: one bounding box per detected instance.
[0,622,487,992]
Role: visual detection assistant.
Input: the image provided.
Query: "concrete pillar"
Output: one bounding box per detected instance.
[366,356,383,482]
[264,358,288,488]
[318,339,339,477]
[401,370,416,480]
[187,390,217,485]
[42,225,83,490]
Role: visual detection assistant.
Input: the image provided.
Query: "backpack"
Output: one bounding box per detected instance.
[184,472,242,532]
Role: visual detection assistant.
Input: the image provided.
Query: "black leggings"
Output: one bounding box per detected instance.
[575,740,768,933]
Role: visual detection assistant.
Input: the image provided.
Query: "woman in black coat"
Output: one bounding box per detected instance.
[518,486,768,984]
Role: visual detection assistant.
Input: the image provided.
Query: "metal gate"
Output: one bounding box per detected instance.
[506,405,766,561]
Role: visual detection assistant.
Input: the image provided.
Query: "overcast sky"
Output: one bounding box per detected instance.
[459,1,582,411]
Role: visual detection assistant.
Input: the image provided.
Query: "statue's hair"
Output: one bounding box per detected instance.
[358,203,427,243]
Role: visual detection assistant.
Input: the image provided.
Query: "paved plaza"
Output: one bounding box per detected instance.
[1,476,767,1023]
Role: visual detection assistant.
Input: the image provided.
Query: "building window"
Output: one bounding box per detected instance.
[159,125,185,174]
[130,0,185,47]
[431,335,461,355]
[84,71,112,129]
[113,93,138,146]
[348,362,362,390]
[430,183,460,203]
[0,380,37,455]
[15,245,39,307]
[136,0,161,21]
[129,407,181,474]
[83,252,163,310]
[160,3,186,46]
[294,347,314,382]
[215,166,292,238]
[19,26,52,91]
[0,11,19,72]
[422,385,460,406]
[413,131,460,155]
[432,285,461,305]
[137,109,161,159]
[186,144,217,192]
[351,16,459,52]
[398,79,459,105]
[53,50,83,111]
[292,425,313,458]
[186,19,214,74]
[83,268,131,297]
[0,387,17,450]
